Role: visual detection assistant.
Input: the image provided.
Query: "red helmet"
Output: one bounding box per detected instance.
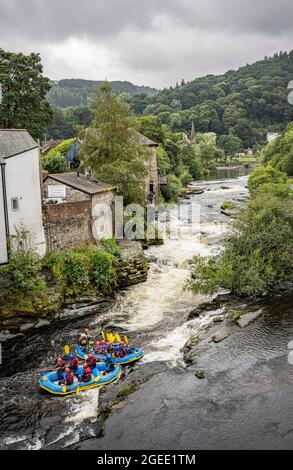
[83,363,88,368]
[96,341,100,345]
[101,340,106,344]
[120,341,125,346]
[57,357,63,363]
[88,353,93,358]
[65,368,70,373]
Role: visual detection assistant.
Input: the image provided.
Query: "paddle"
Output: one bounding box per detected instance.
[64,345,70,356]
[115,333,122,343]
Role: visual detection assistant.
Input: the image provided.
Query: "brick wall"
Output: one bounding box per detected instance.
[43,200,93,252]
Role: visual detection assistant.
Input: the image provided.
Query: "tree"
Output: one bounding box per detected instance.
[157,145,171,175]
[248,165,288,193]
[178,142,203,179]
[0,49,52,138]
[80,83,148,205]
[217,134,243,156]
[187,166,293,297]
[134,115,167,144]
[41,152,67,174]
[261,122,293,175]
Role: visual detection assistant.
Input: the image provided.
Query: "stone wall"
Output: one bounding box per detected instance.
[43,200,93,252]
[43,178,90,203]
[116,240,148,287]
[145,147,159,201]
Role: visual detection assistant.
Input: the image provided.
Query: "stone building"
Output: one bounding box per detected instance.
[43,172,116,253]
[136,132,160,203]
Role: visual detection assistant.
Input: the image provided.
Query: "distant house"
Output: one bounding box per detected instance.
[266,132,281,143]
[41,139,63,155]
[0,130,46,264]
[42,172,116,252]
[42,138,82,169]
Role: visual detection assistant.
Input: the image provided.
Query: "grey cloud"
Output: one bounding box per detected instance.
[0,0,292,87]
[1,0,292,43]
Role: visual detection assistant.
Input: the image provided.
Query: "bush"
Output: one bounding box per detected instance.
[248,165,288,194]
[60,251,91,296]
[41,152,66,173]
[179,168,193,187]
[160,174,181,201]
[92,250,117,295]
[44,243,119,297]
[187,191,293,297]
[100,239,121,257]
[7,249,45,293]
[221,201,234,210]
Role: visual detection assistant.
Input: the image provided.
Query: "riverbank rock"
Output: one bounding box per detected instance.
[236,309,263,328]
[186,185,205,195]
[116,241,148,288]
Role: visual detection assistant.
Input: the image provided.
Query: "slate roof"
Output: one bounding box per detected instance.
[85,128,158,148]
[0,129,38,159]
[130,130,158,147]
[44,173,116,195]
[41,139,63,155]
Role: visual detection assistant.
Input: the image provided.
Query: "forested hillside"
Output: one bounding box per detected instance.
[129,51,293,148]
[47,79,157,107]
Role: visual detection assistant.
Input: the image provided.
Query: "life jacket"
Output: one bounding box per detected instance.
[57,360,66,372]
[65,372,74,385]
[88,356,97,368]
[79,337,88,346]
[101,345,109,352]
[82,367,92,382]
[69,358,78,370]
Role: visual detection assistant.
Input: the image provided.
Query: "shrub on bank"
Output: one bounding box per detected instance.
[1,240,121,300]
[187,167,293,297]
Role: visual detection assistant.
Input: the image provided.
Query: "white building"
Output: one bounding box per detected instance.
[266,132,281,143]
[0,130,46,264]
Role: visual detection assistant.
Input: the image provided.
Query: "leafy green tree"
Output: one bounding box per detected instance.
[80,83,148,205]
[218,134,243,156]
[157,144,171,175]
[261,122,293,175]
[178,142,203,179]
[248,165,288,193]
[41,152,67,174]
[187,166,293,297]
[134,115,166,144]
[0,49,52,138]
[187,192,293,297]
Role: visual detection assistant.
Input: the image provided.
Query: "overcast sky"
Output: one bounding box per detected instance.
[0,0,292,88]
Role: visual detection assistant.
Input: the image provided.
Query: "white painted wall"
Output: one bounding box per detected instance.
[0,172,8,264]
[5,148,46,257]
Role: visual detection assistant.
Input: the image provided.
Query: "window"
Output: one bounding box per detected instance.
[11,197,20,211]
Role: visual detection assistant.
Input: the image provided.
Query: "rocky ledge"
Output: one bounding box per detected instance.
[182,293,265,365]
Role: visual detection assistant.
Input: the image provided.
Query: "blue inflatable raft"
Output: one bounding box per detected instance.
[39,363,122,396]
[75,345,144,365]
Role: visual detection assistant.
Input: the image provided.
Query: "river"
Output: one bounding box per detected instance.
[1,171,293,450]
